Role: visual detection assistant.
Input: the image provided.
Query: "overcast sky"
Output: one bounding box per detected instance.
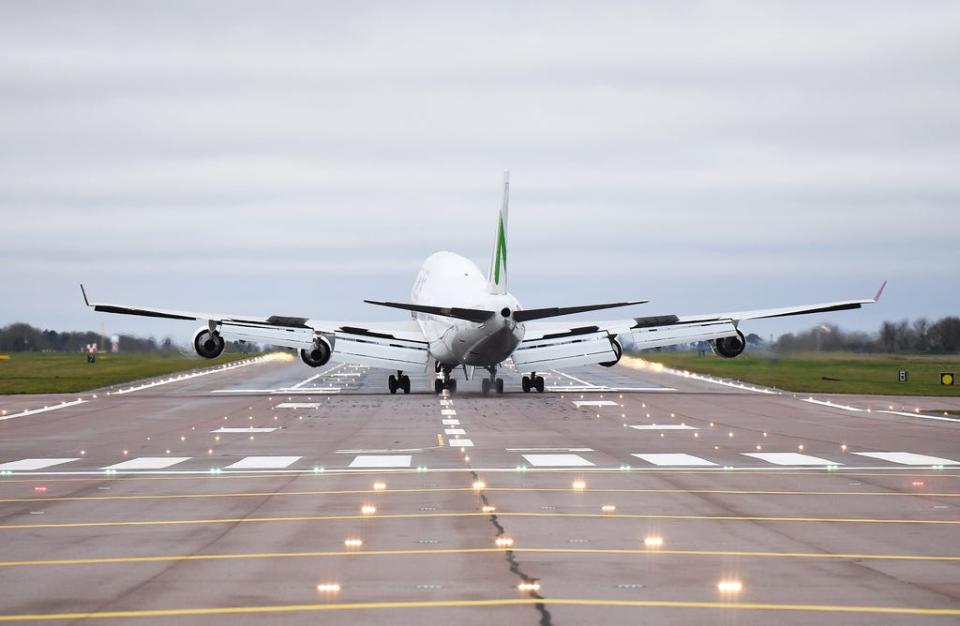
[1,1,958,342]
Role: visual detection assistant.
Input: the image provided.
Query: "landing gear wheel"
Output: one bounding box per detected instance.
[521,376,531,393]
[535,376,545,393]
[447,379,457,394]
[481,378,491,395]
[495,378,504,394]
[400,375,411,394]
[388,374,398,394]
[434,379,443,394]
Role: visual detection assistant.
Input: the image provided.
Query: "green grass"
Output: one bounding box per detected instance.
[0,352,261,394]
[636,352,960,396]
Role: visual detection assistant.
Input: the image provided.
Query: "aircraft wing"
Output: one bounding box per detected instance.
[516,284,885,370]
[81,285,429,370]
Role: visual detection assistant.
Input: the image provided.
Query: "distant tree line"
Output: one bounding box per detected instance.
[775,317,960,354]
[0,323,253,354]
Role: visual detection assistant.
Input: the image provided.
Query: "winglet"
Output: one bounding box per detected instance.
[80,284,91,307]
[873,280,887,302]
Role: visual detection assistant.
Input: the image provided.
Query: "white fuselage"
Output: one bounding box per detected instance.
[411,252,524,367]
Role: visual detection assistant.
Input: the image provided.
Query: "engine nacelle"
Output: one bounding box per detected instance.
[599,337,623,367]
[300,337,332,368]
[193,327,225,359]
[713,330,746,358]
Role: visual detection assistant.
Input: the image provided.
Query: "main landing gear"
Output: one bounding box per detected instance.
[434,367,457,394]
[480,366,504,395]
[388,370,411,394]
[521,372,545,393]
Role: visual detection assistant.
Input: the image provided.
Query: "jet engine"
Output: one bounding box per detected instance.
[599,337,623,367]
[193,327,225,359]
[713,330,746,358]
[300,337,332,368]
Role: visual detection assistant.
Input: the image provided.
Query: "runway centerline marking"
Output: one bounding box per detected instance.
[447,439,473,447]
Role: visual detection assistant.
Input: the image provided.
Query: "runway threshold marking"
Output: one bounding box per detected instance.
[3,546,959,568]
[3,510,957,531]
[0,598,956,620]
[3,485,958,505]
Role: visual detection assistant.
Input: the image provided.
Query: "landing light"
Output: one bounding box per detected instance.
[717,580,743,593]
[361,505,376,515]
[344,538,363,548]
[517,580,540,592]
[601,504,616,512]
[643,536,663,548]
[572,479,586,490]
[472,480,486,490]
[373,481,386,491]
[316,583,341,593]
[482,505,496,512]
[495,536,514,548]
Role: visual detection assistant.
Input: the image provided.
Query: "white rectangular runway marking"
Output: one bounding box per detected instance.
[444,428,466,435]
[572,400,619,408]
[629,424,697,430]
[275,402,320,409]
[0,399,88,422]
[442,419,460,425]
[522,454,594,467]
[448,439,474,447]
[348,455,412,468]
[743,452,840,466]
[507,448,594,452]
[853,452,960,466]
[632,453,717,466]
[103,457,191,470]
[440,400,453,406]
[226,456,301,469]
[441,409,457,416]
[210,427,277,433]
[0,458,79,471]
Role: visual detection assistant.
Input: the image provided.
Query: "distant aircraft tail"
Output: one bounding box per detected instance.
[487,171,510,295]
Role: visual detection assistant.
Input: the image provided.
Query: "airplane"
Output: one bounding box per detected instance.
[81,172,885,395]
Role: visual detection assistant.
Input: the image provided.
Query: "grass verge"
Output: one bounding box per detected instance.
[635,352,960,396]
[0,352,262,394]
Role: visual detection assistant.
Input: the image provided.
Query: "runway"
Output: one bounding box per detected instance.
[1,356,959,624]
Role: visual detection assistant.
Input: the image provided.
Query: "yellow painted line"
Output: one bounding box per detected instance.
[2,510,958,531]
[0,597,957,620]
[2,546,958,568]
[437,433,444,446]
[5,485,959,505]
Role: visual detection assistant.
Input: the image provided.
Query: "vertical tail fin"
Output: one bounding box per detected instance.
[487,170,510,295]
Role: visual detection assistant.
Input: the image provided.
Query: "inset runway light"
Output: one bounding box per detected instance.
[762,432,768,437]
[472,480,486,490]
[207,449,213,455]
[572,479,587,490]
[316,583,341,593]
[215,436,220,441]
[517,580,540,592]
[643,535,663,548]
[912,480,925,488]
[122,449,128,455]
[841,444,848,452]
[361,505,376,515]
[464,456,470,462]
[313,466,325,473]
[798,444,805,451]
[373,481,386,491]
[495,536,514,548]
[728,432,734,438]
[709,422,715,427]
[482,505,496,512]
[34,486,47,493]
[165,449,171,454]
[693,432,699,438]
[80,450,85,455]
[717,579,743,593]
[344,538,363,548]
[670,413,675,418]
[755,445,762,450]
[180,436,186,441]
[601,504,616,512]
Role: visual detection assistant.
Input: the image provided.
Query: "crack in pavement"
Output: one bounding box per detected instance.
[471,469,553,626]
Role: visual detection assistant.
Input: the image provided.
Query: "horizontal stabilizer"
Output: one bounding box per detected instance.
[364,300,495,323]
[513,300,647,323]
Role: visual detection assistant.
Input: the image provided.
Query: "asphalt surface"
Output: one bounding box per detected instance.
[1,353,959,624]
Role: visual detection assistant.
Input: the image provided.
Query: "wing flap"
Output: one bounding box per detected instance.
[628,320,738,350]
[513,331,618,370]
[332,331,429,369]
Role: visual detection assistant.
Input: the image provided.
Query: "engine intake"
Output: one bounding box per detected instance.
[300,338,332,368]
[714,330,746,358]
[193,328,225,359]
[599,337,623,367]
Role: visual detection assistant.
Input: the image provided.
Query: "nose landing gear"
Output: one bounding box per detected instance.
[434,367,457,394]
[388,371,411,394]
[481,366,504,395]
[521,373,545,393]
